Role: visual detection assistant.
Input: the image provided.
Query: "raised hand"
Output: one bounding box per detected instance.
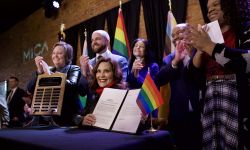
[186,24,215,56]
[172,40,187,66]
[131,58,144,77]
[79,55,90,77]
[40,60,51,75]
[34,56,44,74]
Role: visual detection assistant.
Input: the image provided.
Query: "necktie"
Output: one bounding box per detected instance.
[7,90,13,103]
[96,55,103,63]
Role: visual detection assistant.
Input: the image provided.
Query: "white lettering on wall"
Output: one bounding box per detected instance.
[23,41,49,62]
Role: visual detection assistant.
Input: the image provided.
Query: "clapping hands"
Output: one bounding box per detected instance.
[132,58,144,77]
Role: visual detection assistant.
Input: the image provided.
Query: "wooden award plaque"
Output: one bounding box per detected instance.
[31,72,66,116]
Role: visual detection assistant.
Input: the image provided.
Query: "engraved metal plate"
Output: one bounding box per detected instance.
[31,73,66,116]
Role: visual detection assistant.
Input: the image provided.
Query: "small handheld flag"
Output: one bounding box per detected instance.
[166,10,177,53]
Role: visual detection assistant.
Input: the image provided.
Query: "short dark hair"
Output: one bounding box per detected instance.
[52,41,73,65]
[9,76,19,82]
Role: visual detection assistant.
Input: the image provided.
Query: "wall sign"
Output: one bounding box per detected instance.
[23,41,49,62]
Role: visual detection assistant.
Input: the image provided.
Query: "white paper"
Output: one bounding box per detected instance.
[92,88,127,129]
[203,20,224,44]
[112,89,141,133]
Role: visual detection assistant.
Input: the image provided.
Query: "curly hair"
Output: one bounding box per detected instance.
[219,0,241,36]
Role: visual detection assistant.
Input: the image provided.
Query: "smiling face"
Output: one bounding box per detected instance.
[207,0,225,25]
[52,45,66,68]
[91,32,108,54]
[133,40,145,59]
[96,62,114,87]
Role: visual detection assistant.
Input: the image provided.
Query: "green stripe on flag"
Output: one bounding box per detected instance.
[113,39,128,57]
[79,95,87,109]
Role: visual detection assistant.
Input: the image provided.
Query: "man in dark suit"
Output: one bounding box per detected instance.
[7,77,26,127]
[155,24,202,150]
[80,30,128,81]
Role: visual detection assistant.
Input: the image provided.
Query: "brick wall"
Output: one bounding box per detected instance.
[0,0,203,89]
[186,0,205,25]
[0,0,130,89]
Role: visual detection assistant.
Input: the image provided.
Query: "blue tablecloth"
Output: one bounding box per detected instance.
[0,127,173,150]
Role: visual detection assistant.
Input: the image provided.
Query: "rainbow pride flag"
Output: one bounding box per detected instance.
[78,95,87,112]
[137,73,164,115]
[113,8,131,60]
[158,10,177,122]
[166,10,177,53]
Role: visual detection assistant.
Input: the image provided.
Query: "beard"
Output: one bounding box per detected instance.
[92,43,107,53]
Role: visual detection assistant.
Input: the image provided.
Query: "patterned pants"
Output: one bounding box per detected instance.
[202,78,238,150]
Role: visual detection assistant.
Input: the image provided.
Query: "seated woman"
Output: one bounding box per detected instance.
[27,41,81,126]
[78,58,126,126]
[127,38,159,89]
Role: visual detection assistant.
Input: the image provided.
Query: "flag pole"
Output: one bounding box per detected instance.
[146,113,157,133]
[119,0,122,9]
[82,28,88,56]
[84,28,87,38]
[146,67,157,133]
[168,0,172,11]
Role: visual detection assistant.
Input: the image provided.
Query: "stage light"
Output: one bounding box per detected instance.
[53,1,60,8]
[44,0,62,18]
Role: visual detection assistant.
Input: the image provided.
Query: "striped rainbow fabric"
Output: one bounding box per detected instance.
[78,95,86,112]
[137,73,164,115]
[112,8,131,60]
[158,10,177,123]
[166,10,177,53]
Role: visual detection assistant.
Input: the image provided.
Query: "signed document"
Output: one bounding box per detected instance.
[92,88,142,133]
[203,20,224,44]
[112,89,141,133]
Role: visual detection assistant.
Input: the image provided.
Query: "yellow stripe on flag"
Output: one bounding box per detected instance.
[142,84,157,109]
[158,83,171,122]
[115,28,126,45]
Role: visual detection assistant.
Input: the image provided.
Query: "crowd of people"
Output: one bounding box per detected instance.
[1,0,249,149]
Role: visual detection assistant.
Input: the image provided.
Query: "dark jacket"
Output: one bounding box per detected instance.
[211,43,250,149]
[155,53,202,124]
[155,53,203,150]
[127,62,159,89]
[27,65,80,126]
[7,87,26,127]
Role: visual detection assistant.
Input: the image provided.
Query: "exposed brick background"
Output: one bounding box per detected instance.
[186,0,205,25]
[0,0,203,89]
